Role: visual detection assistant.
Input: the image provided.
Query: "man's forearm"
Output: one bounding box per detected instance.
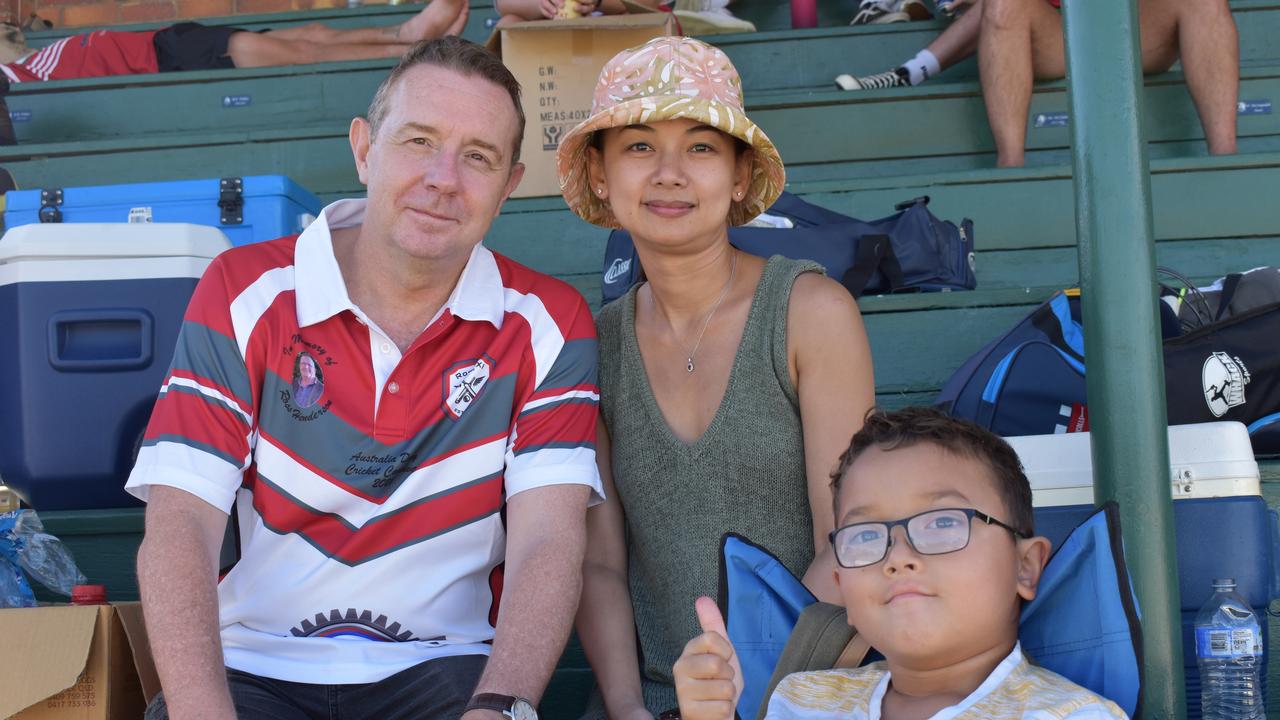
[138,522,235,719]
[471,528,586,701]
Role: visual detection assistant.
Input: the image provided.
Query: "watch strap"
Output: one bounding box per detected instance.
[465,693,516,715]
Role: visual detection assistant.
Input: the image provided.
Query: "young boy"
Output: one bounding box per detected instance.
[673,407,1129,719]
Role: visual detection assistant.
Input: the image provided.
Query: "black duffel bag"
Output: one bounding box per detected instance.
[600,192,975,305]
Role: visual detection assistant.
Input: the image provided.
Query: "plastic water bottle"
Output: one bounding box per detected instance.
[1195,578,1264,719]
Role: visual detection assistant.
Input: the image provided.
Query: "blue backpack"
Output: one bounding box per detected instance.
[933,290,1089,437]
[600,193,976,305]
[720,503,1141,720]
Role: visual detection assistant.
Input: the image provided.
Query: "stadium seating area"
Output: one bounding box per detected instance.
[8,0,1280,715]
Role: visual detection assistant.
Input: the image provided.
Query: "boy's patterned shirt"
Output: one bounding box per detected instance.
[766,643,1129,720]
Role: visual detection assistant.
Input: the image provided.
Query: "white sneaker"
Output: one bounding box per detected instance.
[674,0,757,34]
[834,67,911,90]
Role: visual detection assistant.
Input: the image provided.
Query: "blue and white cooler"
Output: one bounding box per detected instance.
[1007,422,1278,718]
[0,223,231,510]
[4,175,320,247]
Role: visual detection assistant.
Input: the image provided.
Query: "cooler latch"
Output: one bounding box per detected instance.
[218,177,244,225]
[39,188,63,223]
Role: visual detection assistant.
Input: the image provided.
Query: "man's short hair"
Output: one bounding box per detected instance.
[366,36,526,165]
[830,407,1035,537]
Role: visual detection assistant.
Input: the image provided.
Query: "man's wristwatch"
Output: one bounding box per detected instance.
[464,693,539,720]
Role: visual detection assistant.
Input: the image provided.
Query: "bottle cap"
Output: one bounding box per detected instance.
[1211,578,1237,588]
[71,584,107,605]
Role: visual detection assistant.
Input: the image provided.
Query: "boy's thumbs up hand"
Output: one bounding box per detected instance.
[673,597,744,720]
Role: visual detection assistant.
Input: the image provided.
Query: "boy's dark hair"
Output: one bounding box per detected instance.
[830,407,1034,537]
[366,37,526,165]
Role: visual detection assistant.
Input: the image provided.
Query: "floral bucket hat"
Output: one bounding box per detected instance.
[556,36,786,229]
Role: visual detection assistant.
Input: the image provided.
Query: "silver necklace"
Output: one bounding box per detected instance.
[675,251,737,374]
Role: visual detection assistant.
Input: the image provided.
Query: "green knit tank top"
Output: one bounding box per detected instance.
[594,256,822,714]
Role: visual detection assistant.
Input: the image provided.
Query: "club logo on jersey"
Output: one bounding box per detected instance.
[443,356,493,420]
[1202,351,1251,417]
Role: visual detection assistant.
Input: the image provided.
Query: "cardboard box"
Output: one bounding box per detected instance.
[0,603,159,720]
[487,10,677,198]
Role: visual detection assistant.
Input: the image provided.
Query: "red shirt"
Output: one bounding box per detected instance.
[0,30,158,83]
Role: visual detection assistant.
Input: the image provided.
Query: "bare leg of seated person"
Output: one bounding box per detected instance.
[976,0,1066,167]
[1137,0,1238,155]
[228,0,468,68]
[978,0,1237,167]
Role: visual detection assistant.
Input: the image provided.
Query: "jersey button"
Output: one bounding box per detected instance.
[380,342,392,354]
[387,381,400,395]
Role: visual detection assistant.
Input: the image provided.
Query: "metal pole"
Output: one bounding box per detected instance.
[1060,0,1185,717]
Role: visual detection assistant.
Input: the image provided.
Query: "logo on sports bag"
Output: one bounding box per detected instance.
[1202,352,1251,417]
[443,356,493,420]
[604,257,632,285]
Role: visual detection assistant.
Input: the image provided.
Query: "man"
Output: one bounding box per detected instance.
[836,0,1239,167]
[291,353,324,409]
[0,0,467,83]
[126,36,601,720]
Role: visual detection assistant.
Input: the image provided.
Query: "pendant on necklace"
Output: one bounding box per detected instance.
[686,358,695,373]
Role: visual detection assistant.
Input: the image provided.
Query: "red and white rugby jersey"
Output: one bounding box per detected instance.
[0,30,159,83]
[125,199,602,683]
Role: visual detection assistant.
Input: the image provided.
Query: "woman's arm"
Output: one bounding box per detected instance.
[576,419,654,720]
[787,273,876,603]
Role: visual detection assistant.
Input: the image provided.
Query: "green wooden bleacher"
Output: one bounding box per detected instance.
[6,0,1280,715]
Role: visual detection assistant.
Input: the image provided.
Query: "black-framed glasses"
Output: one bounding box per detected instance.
[828,507,1029,569]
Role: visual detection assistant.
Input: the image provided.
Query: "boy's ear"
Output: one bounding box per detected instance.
[1014,535,1052,602]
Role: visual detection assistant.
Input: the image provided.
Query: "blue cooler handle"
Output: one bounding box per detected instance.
[47,309,154,371]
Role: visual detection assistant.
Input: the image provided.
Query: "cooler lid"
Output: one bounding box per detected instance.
[4,175,320,212]
[1007,421,1260,503]
[0,223,231,262]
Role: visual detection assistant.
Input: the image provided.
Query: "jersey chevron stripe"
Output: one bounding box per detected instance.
[254,433,507,527]
[251,471,505,566]
[168,321,253,407]
[145,390,252,461]
[158,380,253,427]
[230,266,295,358]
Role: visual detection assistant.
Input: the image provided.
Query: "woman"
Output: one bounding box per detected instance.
[556,37,876,718]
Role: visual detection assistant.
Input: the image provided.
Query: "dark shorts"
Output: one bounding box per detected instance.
[153,22,245,72]
[143,653,487,720]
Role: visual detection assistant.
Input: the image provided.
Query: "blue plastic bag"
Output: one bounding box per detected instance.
[0,510,86,607]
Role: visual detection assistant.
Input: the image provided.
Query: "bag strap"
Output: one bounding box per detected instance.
[1216,273,1244,321]
[841,234,905,297]
[756,602,866,720]
[834,632,872,669]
